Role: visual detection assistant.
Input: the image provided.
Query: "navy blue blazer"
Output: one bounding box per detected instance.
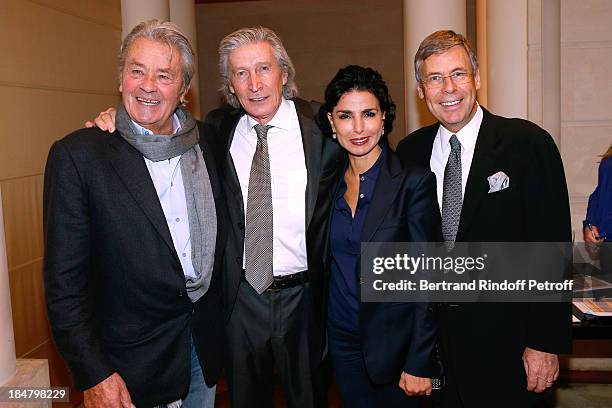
[327,147,442,385]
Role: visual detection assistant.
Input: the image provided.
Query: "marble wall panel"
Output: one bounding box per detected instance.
[561,0,612,44]
[561,46,612,123]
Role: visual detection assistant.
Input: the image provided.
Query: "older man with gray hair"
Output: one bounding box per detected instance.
[397,30,571,408]
[44,20,225,408]
[205,27,342,407]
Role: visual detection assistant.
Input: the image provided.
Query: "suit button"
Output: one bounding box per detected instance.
[238,222,244,230]
[236,257,243,265]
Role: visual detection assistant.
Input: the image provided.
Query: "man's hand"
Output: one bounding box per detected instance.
[84,107,117,132]
[84,372,135,408]
[523,347,559,393]
[398,371,432,396]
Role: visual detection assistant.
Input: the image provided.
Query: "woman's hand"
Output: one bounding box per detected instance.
[398,371,432,396]
[583,224,604,244]
[584,224,604,258]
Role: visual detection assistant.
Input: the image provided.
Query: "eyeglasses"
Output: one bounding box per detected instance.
[420,71,473,89]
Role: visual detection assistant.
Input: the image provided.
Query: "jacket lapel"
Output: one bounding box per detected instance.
[294,98,323,228]
[220,109,246,226]
[361,150,404,242]
[220,109,243,208]
[321,154,350,278]
[456,109,502,241]
[107,134,175,251]
[399,124,437,168]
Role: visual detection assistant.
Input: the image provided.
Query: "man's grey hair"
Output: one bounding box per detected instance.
[119,19,195,103]
[218,26,298,108]
[414,30,478,83]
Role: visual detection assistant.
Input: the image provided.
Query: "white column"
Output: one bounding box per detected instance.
[0,189,16,385]
[541,0,561,144]
[169,0,201,119]
[486,0,528,118]
[475,0,488,107]
[404,0,467,133]
[120,0,170,39]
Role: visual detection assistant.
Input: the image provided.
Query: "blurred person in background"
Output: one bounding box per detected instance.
[583,143,612,273]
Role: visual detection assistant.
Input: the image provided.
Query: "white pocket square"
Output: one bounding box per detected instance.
[487,171,509,193]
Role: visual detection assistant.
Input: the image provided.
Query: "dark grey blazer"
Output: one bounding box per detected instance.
[43,122,226,407]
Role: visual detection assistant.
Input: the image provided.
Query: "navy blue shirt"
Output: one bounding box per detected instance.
[586,157,612,241]
[328,147,386,334]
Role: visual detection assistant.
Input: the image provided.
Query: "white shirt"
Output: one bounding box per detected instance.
[230,99,308,276]
[134,116,197,278]
[430,104,484,211]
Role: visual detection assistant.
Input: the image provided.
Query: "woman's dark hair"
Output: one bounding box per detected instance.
[318,65,396,140]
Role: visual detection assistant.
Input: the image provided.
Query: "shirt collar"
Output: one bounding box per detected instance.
[131,113,181,136]
[360,144,386,178]
[335,145,386,210]
[245,98,297,131]
[438,103,483,152]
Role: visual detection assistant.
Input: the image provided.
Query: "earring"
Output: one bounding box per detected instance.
[381,127,385,136]
[332,132,337,140]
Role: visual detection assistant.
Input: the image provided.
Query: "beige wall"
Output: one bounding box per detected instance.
[559,0,612,237]
[0,0,121,405]
[195,0,406,146]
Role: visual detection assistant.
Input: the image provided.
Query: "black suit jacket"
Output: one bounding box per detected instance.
[328,149,441,385]
[204,98,343,358]
[396,108,572,407]
[43,123,225,407]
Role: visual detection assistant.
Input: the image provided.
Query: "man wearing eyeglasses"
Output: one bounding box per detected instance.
[397,30,572,408]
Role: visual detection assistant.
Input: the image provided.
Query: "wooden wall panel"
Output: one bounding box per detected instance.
[8,259,47,358]
[195,0,406,145]
[1,177,44,270]
[0,87,119,179]
[1,0,120,94]
[1,1,121,406]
